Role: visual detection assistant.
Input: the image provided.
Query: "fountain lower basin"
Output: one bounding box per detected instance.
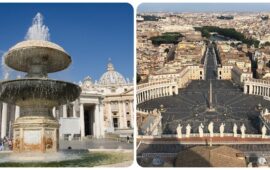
[0,78,81,153]
[0,78,81,106]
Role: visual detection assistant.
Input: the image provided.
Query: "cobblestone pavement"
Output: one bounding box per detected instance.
[96,160,133,167]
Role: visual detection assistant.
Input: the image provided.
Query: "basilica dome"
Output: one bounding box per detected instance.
[99,61,127,86]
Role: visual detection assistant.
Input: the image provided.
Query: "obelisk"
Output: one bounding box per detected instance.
[208,80,215,111]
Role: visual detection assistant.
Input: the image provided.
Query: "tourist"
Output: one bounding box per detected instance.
[0,138,3,151]
[127,136,130,143]
[3,136,8,151]
[3,136,10,151]
[8,138,13,150]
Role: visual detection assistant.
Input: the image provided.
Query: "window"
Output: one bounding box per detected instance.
[126,112,130,115]
[113,118,118,128]
[127,121,131,128]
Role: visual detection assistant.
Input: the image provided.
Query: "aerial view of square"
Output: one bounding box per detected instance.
[136,3,270,167]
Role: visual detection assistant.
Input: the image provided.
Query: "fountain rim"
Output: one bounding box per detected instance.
[4,40,72,73]
[0,77,80,86]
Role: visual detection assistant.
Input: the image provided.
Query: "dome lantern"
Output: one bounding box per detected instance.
[99,59,126,86]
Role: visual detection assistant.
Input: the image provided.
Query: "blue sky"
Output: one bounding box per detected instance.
[0,3,133,83]
[138,3,270,13]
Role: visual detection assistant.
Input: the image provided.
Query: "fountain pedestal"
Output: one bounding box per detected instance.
[13,116,59,153]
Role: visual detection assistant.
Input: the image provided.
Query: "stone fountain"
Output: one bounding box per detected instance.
[0,13,81,153]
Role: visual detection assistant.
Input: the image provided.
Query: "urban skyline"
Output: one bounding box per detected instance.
[138,3,270,13]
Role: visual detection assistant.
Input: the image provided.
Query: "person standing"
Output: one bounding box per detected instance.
[8,138,12,150]
[0,138,3,151]
[3,136,8,151]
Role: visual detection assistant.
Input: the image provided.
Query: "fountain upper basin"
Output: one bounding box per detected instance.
[5,40,71,73]
[0,78,81,106]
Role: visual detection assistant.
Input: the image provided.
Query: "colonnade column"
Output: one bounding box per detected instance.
[63,105,67,118]
[169,86,173,95]
[118,101,123,128]
[249,85,253,94]
[94,104,100,138]
[72,104,76,118]
[129,101,134,128]
[107,102,114,132]
[52,107,56,118]
[79,103,85,138]
[99,103,104,137]
[15,105,20,120]
[175,85,179,95]
[123,101,127,128]
[1,103,8,138]
[244,85,247,94]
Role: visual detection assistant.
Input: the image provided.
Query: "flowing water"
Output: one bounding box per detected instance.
[25,13,50,41]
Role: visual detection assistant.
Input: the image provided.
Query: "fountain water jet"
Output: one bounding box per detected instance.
[0,13,81,153]
[25,13,50,41]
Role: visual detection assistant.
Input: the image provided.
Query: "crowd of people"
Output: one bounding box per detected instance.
[0,136,13,151]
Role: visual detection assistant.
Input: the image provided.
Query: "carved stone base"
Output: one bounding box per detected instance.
[207,107,216,112]
[13,116,59,153]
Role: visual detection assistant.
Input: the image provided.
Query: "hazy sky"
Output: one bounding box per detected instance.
[138,3,270,13]
[0,3,133,83]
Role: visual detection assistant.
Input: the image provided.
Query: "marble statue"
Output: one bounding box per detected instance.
[220,123,225,137]
[186,124,191,138]
[199,123,204,137]
[176,124,182,138]
[262,125,267,139]
[208,121,214,137]
[233,123,238,137]
[240,124,246,138]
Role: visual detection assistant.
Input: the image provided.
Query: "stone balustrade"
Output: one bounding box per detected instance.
[138,132,268,139]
